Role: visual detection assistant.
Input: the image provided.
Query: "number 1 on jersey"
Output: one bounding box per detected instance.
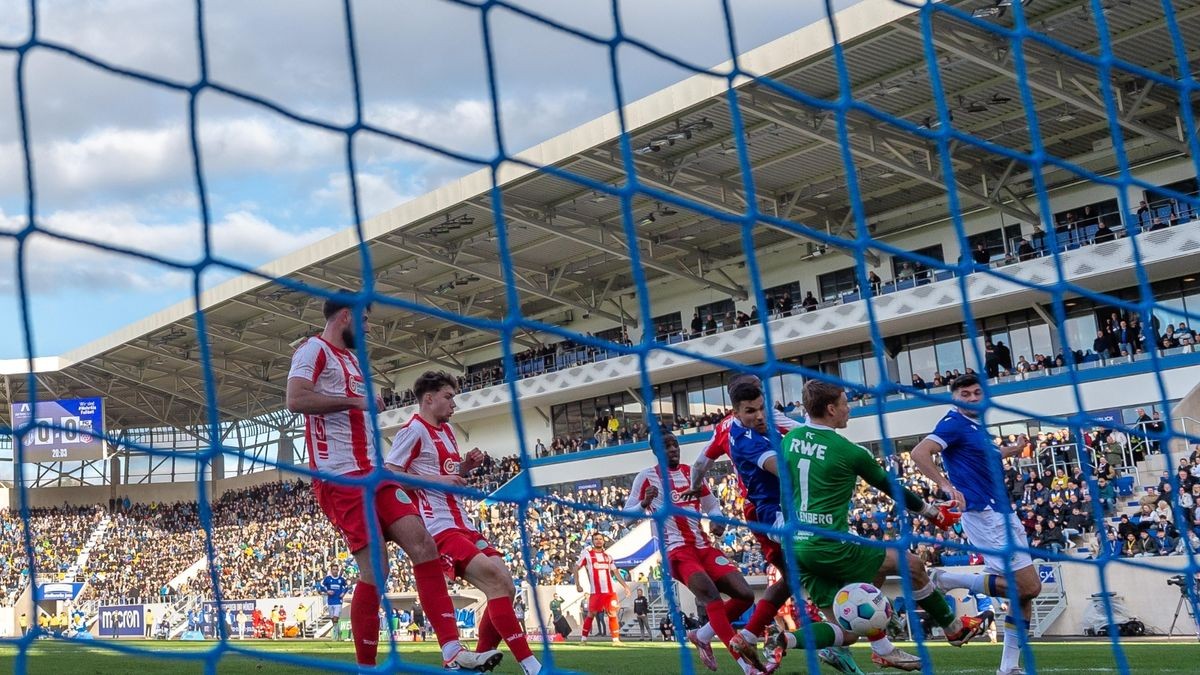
[796,457,812,512]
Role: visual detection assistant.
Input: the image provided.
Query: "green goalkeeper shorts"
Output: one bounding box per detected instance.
[793,538,888,608]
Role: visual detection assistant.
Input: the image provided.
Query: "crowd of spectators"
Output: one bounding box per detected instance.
[74,454,527,604]
[1103,445,1200,559]
[0,505,103,607]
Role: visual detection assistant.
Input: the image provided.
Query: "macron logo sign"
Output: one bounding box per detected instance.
[789,438,826,460]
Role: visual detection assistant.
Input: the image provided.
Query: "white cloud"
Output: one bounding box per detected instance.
[0,206,336,294]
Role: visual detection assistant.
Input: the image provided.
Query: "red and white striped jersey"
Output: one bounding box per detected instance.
[288,337,374,477]
[385,414,476,536]
[576,548,618,594]
[701,410,801,495]
[625,464,721,553]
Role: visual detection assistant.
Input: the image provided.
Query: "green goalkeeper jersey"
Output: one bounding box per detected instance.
[781,423,924,547]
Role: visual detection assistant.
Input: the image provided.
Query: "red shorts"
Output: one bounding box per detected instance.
[667,546,738,584]
[742,501,786,572]
[433,527,500,581]
[586,592,618,615]
[314,474,418,553]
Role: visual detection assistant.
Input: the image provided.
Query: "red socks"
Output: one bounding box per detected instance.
[485,597,534,661]
[608,614,620,639]
[351,582,381,666]
[476,608,501,652]
[725,597,753,625]
[743,599,781,638]
[705,599,737,646]
[581,614,594,637]
[412,560,460,646]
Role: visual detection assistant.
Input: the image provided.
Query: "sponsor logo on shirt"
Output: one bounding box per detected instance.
[442,458,460,475]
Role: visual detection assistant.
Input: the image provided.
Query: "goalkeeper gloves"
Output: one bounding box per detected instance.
[922,501,961,530]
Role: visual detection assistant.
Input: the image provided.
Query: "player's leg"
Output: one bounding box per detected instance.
[383,516,500,671]
[348,543,389,666]
[462,550,539,675]
[711,568,766,673]
[876,548,983,648]
[929,511,1040,673]
[606,595,622,643]
[738,535,791,644]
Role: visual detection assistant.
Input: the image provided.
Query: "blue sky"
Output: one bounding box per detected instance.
[0,0,864,359]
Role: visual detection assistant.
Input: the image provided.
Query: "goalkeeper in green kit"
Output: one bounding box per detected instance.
[768,380,985,672]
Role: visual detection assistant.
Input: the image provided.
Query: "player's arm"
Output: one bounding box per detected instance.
[623,471,656,516]
[700,491,726,537]
[857,449,959,529]
[574,555,586,593]
[684,454,716,498]
[773,408,800,431]
[286,376,368,414]
[910,436,965,506]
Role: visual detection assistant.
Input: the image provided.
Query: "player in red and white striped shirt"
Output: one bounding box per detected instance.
[624,432,757,672]
[386,371,541,675]
[286,292,501,672]
[575,533,630,644]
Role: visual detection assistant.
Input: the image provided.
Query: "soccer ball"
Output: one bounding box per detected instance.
[832,583,892,639]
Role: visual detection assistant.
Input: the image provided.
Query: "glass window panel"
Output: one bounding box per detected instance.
[934,339,965,376]
[703,386,726,414]
[1063,314,1096,355]
[897,349,913,386]
[1007,326,1033,368]
[1156,297,1189,334]
[863,358,882,388]
[688,389,707,417]
[782,372,805,405]
[767,375,785,410]
[1030,324,1053,359]
[907,344,937,383]
[839,359,865,386]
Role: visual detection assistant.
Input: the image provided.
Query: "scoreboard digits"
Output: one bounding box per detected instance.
[11,398,105,463]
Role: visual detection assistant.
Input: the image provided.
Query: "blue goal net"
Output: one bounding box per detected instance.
[4,1,1200,674]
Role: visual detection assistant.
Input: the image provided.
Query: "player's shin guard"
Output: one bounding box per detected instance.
[704,600,737,647]
[350,582,380,666]
[743,599,780,639]
[412,560,460,646]
[487,597,535,662]
[912,582,956,627]
[476,608,501,653]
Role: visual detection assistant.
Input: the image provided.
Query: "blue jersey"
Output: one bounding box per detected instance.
[926,408,1009,513]
[321,575,348,604]
[728,418,782,527]
[975,594,994,613]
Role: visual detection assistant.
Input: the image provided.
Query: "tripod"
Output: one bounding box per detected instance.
[1168,588,1200,641]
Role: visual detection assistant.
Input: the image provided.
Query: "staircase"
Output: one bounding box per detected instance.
[68,514,112,581]
[167,596,201,638]
[1029,563,1067,637]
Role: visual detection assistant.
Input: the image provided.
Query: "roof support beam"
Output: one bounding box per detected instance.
[384,233,630,326]
[742,90,1038,224]
[228,297,461,371]
[897,25,1190,155]
[480,203,747,300]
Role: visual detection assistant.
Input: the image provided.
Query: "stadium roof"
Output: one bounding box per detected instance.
[4,0,1199,431]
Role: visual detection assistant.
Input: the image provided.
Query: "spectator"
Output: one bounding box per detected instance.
[801,292,818,312]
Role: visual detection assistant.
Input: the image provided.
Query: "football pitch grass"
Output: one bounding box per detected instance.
[2,639,1200,674]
